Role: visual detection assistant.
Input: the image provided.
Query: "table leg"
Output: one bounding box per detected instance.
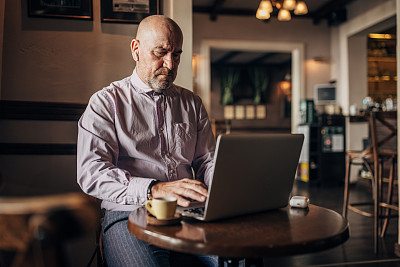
[244,258,263,267]
[218,257,241,267]
[218,257,263,267]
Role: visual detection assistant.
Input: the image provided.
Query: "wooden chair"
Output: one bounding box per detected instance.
[0,193,100,267]
[87,197,107,267]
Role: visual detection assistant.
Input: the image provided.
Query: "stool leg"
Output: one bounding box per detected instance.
[343,156,352,218]
[380,157,396,237]
[373,158,379,254]
[378,160,384,236]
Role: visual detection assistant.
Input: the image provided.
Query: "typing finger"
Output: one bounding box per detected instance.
[176,186,207,203]
[179,179,208,197]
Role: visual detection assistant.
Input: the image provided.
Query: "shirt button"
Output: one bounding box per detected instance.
[159,127,164,132]
[169,169,174,174]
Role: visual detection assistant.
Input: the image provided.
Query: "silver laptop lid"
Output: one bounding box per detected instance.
[201,133,304,221]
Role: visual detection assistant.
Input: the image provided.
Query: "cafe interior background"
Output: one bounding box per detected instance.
[0,0,399,266]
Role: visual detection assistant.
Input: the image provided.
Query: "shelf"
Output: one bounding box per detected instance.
[367,55,397,100]
[368,56,396,62]
[368,80,397,83]
[367,38,397,100]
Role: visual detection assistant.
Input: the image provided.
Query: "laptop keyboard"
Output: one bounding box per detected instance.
[183,207,205,217]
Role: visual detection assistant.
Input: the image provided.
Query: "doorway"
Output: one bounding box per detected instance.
[209,49,292,131]
[196,39,305,132]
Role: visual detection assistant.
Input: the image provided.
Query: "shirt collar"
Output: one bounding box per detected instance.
[130,68,176,97]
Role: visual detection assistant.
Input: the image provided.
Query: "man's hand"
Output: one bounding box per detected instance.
[151,178,208,207]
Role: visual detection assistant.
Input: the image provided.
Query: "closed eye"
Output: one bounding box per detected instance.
[154,50,167,57]
[173,52,182,59]
[153,49,182,59]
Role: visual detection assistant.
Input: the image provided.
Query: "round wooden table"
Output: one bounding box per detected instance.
[128,204,349,266]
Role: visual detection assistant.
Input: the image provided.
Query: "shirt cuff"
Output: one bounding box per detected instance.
[127,178,156,205]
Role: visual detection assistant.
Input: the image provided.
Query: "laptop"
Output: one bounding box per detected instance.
[178,133,304,221]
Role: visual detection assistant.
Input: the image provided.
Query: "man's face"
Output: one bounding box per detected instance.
[136,26,183,92]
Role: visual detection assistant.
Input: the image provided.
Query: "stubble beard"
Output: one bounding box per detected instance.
[147,68,176,93]
[147,78,171,92]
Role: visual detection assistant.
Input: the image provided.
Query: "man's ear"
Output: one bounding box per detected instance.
[131,39,139,61]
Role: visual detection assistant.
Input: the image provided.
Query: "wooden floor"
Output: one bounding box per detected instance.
[266,179,400,267]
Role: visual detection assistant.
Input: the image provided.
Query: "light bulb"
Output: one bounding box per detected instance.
[278,9,291,21]
[259,0,273,13]
[294,1,308,15]
[283,0,296,11]
[256,8,270,20]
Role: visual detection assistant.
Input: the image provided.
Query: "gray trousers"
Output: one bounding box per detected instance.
[101,211,218,267]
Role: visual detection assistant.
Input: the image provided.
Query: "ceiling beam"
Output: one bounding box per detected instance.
[248,53,277,65]
[277,59,292,68]
[193,6,256,17]
[214,51,241,64]
[210,0,227,21]
[311,0,356,25]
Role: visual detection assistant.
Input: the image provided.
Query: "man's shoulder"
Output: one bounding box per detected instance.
[172,85,200,100]
[107,76,131,92]
[93,76,131,98]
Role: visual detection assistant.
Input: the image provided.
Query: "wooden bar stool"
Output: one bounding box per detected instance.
[370,111,398,253]
[343,110,397,254]
[342,146,374,218]
[343,111,374,219]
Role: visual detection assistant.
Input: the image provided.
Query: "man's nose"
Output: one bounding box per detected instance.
[163,54,174,70]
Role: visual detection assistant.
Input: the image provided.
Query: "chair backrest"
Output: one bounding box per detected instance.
[211,119,231,139]
[369,111,397,165]
[0,171,3,195]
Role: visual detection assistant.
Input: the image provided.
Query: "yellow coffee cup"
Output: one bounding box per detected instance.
[145,196,177,220]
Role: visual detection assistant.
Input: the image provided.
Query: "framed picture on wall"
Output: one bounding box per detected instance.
[28,0,93,20]
[101,0,160,23]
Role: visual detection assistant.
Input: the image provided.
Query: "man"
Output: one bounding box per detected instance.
[77,15,217,266]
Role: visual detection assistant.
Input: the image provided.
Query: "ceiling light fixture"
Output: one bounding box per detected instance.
[256,0,308,21]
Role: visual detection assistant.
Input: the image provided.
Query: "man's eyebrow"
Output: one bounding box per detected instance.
[154,47,182,54]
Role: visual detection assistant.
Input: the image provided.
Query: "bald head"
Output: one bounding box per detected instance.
[136,15,183,42]
[130,16,183,92]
